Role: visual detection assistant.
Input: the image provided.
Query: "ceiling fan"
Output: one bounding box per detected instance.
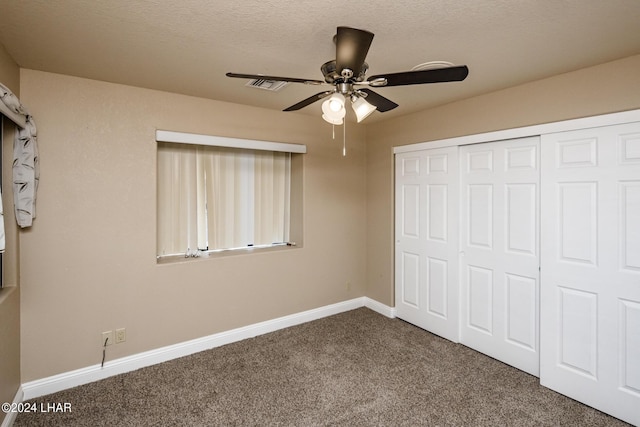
[226,26,469,124]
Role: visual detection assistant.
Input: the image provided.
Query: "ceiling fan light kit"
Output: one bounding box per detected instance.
[351,95,377,123]
[227,26,468,145]
[321,93,346,124]
[325,92,345,113]
[321,113,344,125]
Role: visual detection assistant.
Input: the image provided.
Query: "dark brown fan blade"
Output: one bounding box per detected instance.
[335,27,374,78]
[359,89,398,112]
[369,65,469,87]
[226,72,324,85]
[283,91,334,111]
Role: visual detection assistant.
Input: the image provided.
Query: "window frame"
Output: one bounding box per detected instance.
[156,130,307,154]
[155,130,305,262]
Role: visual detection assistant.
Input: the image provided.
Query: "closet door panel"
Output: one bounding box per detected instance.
[399,251,420,307]
[540,122,640,426]
[460,137,540,376]
[427,256,448,317]
[396,154,423,326]
[505,273,537,350]
[506,183,537,255]
[467,265,493,334]
[395,147,459,342]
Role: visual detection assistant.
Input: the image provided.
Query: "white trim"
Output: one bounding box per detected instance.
[0,102,26,129]
[364,297,396,318]
[1,386,23,427]
[156,130,307,154]
[393,109,640,153]
[21,297,394,400]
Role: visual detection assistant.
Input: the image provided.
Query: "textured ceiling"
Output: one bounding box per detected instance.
[1,0,639,123]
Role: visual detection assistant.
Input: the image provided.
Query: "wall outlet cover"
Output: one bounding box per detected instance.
[115,328,126,344]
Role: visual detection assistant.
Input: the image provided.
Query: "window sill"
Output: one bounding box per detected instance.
[156,243,301,265]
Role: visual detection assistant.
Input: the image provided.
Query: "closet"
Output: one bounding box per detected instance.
[394,112,640,425]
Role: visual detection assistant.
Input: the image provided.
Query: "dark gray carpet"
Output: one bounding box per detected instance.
[15,308,628,426]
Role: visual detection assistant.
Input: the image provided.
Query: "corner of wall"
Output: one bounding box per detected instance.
[0,40,22,427]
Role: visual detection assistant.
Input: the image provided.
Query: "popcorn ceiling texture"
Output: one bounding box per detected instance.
[0,0,639,122]
[15,308,625,426]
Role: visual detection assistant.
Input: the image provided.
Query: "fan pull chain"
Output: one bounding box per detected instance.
[343,118,346,156]
[332,124,335,139]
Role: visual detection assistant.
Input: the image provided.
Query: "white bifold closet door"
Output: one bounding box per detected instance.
[395,146,460,342]
[459,137,541,376]
[540,122,640,426]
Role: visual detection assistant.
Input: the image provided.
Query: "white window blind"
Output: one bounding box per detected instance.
[157,142,291,258]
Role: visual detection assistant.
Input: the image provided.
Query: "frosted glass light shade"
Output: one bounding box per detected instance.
[322,114,344,125]
[322,93,346,124]
[351,96,377,122]
[326,93,345,112]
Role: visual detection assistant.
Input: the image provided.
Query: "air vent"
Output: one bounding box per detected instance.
[246,79,289,91]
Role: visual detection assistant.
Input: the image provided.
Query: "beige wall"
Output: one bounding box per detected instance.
[365,54,640,306]
[13,52,640,385]
[18,69,367,381]
[0,42,21,423]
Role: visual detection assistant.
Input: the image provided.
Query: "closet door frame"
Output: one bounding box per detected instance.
[394,110,640,156]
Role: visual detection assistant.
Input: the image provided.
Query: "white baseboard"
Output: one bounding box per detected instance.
[21,297,394,401]
[1,386,23,427]
[364,297,396,318]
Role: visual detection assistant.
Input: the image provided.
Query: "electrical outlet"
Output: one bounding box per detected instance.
[115,328,126,344]
[102,331,114,346]
[346,281,351,291]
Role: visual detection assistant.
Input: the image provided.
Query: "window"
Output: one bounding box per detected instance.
[155,131,305,260]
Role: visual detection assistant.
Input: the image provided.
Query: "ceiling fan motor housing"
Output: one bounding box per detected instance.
[336,82,353,96]
[321,60,368,84]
